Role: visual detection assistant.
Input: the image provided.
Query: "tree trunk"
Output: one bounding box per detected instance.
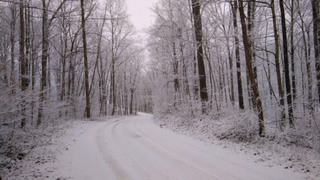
[10,2,16,94]
[279,0,295,128]
[80,0,91,118]
[130,89,134,115]
[239,0,265,137]
[111,60,116,116]
[25,0,31,91]
[290,0,297,105]
[60,34,67,102]
[25,0,34,121]
[271,0,286,130]
[37,0,49,127]
[191,0,208,113]
[96,7,107,115]
[179,30,191,104]
[231,1,244,110]
[19,0,27,128]
[172,41,180,108]
[110,13,116,116]
[226,36,235,105]
[311,0,320,103]
[247,0,257,109]
[299,1,315,120]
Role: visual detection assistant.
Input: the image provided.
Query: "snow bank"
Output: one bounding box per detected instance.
[155,110,320,179]
[0,119,96,179]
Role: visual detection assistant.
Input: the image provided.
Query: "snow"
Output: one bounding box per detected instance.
[155,112,320,180]
[53,119,120,179]
[2,113,317,179]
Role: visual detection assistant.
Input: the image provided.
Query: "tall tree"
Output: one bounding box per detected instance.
[279,0,295,128]
[191,0,208,113]
[38,0,69,125]
[312,0,320,103]
[290,0,297,104]
[270,0,286,130]
[231,0,244,110]
[299,0,314,119]
[80,0,91,118]
[9,2,16,94]
[110,24,116,116]
[19,0,27,128]
[37,0,49,126]
[238,0,265,137]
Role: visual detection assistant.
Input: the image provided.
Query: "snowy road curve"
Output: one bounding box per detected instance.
[55,113,303,180]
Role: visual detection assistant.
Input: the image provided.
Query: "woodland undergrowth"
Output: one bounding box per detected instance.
[0,88,71,177]
[155,105,320,176]
[155,105,320,153]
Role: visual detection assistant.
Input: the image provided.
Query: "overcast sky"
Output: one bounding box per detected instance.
[126,0,159,31]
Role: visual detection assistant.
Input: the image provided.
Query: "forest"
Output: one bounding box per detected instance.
[147,0,320,143]
[0,0,320,174]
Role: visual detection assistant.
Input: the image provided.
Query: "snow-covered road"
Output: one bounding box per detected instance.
[54,113,304,180]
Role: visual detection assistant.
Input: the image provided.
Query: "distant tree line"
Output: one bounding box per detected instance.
[0,0,152,131]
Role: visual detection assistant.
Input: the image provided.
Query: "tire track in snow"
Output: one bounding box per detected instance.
[128,117,222,179]
[102,116,171,179]
[96,118,130,180]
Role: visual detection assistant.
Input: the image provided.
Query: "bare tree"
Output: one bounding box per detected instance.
[231,0,244,110]
[9,2,16,94]
[311,0,320,103]
[279,0,295,128]
[238,0,265,137]
[37,0,49,126]
[80,0,91,118]
[269,0,286,130]
[191,0,208,113]
[19,0,27,128]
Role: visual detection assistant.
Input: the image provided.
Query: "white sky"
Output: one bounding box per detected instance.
[126,0,159,31]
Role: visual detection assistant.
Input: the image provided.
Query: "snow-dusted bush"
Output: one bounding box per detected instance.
[0,86,73,177]
[156,106,320,153]
[217,110,259,142]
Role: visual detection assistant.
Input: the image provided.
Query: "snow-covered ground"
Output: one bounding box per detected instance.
[1,113,318,179]
[154,112,320,180]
